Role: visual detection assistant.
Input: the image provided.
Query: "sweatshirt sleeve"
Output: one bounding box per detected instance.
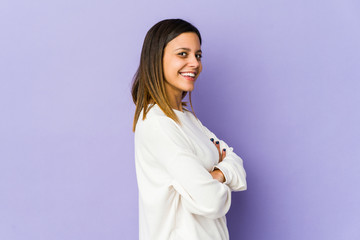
[195,118,247,192]
[136,116,231,219]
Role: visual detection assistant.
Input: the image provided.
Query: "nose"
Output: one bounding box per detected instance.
[188,54,200,68]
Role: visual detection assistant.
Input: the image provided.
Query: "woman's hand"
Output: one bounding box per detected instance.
[210,138,226,163]
[210,138,226,183]
[210,169,225,183]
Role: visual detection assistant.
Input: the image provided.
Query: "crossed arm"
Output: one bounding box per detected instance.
[137,116,246,218]
[196,118,247,192]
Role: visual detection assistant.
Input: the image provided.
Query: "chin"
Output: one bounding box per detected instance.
[184,86,195,92]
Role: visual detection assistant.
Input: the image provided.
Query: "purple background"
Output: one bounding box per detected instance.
[1,0,360,239]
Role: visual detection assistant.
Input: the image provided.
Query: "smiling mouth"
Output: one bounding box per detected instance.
[180,72,196,77]
[179,72,197,80]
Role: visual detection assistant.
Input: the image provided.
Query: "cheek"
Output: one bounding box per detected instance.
[168,61,184,75]
[198,62,203,74]
[164,65,177,80]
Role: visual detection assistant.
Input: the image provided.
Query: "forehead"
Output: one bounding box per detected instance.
[166,32,201,50]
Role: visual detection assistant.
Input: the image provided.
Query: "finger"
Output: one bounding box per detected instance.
[215,141,220,150]
[221,148,226,161]
[215,141,221,161]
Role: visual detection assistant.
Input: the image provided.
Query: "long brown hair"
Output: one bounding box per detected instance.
[131,19,202,132]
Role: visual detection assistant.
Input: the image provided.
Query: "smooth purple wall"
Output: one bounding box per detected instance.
[1,0,359,239]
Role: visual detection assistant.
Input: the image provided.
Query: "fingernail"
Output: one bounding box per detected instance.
[210,138,214,142]
[215,141,219,144]
[223,149,226,152]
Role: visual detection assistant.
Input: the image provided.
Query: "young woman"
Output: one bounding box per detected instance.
[132,19,247,240]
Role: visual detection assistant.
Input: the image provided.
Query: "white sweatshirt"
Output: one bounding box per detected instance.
[134,104,247,240]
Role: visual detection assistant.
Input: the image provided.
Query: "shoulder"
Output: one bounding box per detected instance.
[145,104,168,119]
[135,104,179,135]
[135,106,193,151]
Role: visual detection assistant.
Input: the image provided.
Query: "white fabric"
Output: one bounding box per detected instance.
[134,104,247,240]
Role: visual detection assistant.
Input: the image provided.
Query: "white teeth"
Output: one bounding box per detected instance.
[180,72,195,77]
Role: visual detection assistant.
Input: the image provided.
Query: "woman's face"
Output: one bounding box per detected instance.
[162,32,202,97]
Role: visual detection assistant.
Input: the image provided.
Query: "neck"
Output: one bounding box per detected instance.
[168,93,183,112]
[164,83,184,112]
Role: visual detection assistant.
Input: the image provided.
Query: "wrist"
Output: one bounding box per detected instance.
[212,169,225,183]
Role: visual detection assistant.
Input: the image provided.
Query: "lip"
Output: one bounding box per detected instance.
[179,71,197,81]
[179,71,197,75]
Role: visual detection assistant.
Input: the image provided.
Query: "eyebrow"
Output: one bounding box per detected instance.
[174,48,202,53]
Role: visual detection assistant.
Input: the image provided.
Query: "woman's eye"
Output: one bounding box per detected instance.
[177,52,202,59]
